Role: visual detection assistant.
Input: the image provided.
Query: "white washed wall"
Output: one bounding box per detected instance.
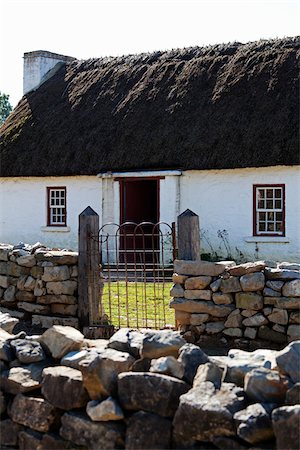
[180,166,300,262]
[0,176,102,251]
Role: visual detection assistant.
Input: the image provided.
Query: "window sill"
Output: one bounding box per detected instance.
[40,226,71,233]
[244,236,290,243]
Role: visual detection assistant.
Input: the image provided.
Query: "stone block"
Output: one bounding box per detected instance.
[190,313,209,325]
[184,289,211,300]
[285,383,300,405]
[107,328,143,358]
[234,403,273,445]
[118,371,189,417]
[172,273,188,284]
[37,294,77,305]
[241,309,257,317]
[263,287,281,297]
[276,342,300,383]
[0,362,46,394]
[266,280,284,291]
[213,292,233,305]
[42,265,71,282]
[206,321,225,334]
[283,280,300,297]
[240,272,265,292]
[210,278,221,292]
[0,245,12,261]
[193,362,223,389]
[265,268,300,280]
[228,262,266,276]
[289,311,300,324]
[258,325,287,344]
[24,275,36,291]
[46,280,77,295]
[272,405,300,450]
[86,397,124,421]
[287,324,300,341]
[235,292,263,310]
[9,394,60,432]
[32,314,79,328]
[3,285,16,303]
[0,419,24,446]
[274,297,300,309]
[268,308,288,325]
[34,279,46,296]
[50,303,78,316]
[16,290,35,302]
[223,327,243,337]
[150,355,184,379]
[224,309,243,327]
[242,313,268,327]
[220,277,241,293]
[264,296,278,305]
[7,262,30,277]
[10,338,45,363]
[244,367,289,403]
[185,275,212,290]
[16,254,36,267]
[244,327,257,339]
[35,250,78,265]
[141,329,185,359]
[0,275,9,288]
[170,298,234,317]
[30,265,44,278]
[174,259,229,276]
[125,411,172,450]
[175,310,191,325]
[0,311,19,333]
[17,302,50,314]
[273,324,285,333]
[40,325,84,359]
[177,343,209,384]
[170,283,185,297]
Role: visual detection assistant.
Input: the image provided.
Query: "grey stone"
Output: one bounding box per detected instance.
[228,262,266,276]
[32,314,79,328]
[18,430,69,450]
[86,397,124,421]
[272,405,300,450]
[190,313,209,325]
[0,312,18,333]
[173,381,246,441]
[224,309,243,327]
[290,311,300,324]
[234,403,273,444]
[177,343,209,384]
[273,324,286,333]
[210,278,222,292]
[258,325,287,344]
[170,298,234,317]
[16,254,36,267]
[42,366,89,410]
[80,348,135,399]
[170,283,185,297]
[244,327,257,339]
[10,338,45,363]
[46,280,77,295]
[107,327,143,358]
[24,275,36,291]
[268,308,288,325]
[236,292,263,310]
[150,356,184,379]
[0,245,12,261]
[30,265,44,278]
[213,292,233,305]
[193,361,223,388]
[42,265,71,282]
[263,287,281,297]
[141,329,185,359]
[265,268,300,280]
[240,272,265,292]
[220,277,241,293]
[206,321,225,334]
[223,328,243,337]
[3,285,16,302]
[0,361,47,394]
[278,262,300,271]
[118,371,189,417]
[285,383,300,405]
[172,273,188,284]
[266,280,284,291]
[34,279,46,296]
[241,308,257,317]
[174,259,229,276]
[17,301,50,314]
[37,294,77,304]
[264,296,278,305]
[9,394,60,432]
[61,349,90,369]
[242,313,268,327]
[184,289,211,300]
[244,367,289,403]
[125,411,172,450]
[16,290,35,302]
[185,276,212,290]
[40,325,84,359]
[276,340,300,382]
[0,275,9,288]
[263,306,273,315]
[288,324,300,340]
[35,250,78,265]
[274,297,300,309]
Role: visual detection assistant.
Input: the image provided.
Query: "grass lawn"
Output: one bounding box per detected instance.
[101,280,175,329]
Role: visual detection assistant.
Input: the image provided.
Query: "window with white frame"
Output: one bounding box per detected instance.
[253,185,285,236]
[47,187,67,226]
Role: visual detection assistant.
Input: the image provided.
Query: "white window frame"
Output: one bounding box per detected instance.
[253,184,285,237]
[47,187,67,227]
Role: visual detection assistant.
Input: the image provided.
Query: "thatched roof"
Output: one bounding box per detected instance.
[1,37,299,177]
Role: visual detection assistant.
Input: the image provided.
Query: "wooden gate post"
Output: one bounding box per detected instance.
[177,209,200,260]
[78,206,101,329]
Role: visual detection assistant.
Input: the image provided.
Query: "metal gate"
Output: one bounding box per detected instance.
[99,221,176,329]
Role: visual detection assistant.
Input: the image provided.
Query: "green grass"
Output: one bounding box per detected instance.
[101,281,175,329]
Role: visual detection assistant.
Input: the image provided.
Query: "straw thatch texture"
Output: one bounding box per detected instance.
[1,37,299,177]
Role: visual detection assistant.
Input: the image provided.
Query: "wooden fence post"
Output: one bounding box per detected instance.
[78,206,101,329]
[177,209,200,260]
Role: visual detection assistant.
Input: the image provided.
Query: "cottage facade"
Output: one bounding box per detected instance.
[0,38,299,262]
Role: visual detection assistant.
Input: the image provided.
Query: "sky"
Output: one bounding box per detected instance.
[0,0,299,107]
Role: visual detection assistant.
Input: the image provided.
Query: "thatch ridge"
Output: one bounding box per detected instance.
[1,37,299,177]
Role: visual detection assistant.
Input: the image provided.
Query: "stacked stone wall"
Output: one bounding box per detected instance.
[170,259,300,345]
[0,244,79,329]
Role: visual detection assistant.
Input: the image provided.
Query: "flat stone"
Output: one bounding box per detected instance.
[272,324,285,334]
[287,325,300,340]
[265,268,300,280]
[9,394,60,432]
[174,259,229,276]
[185,276,212,290]
[175,310,191,325]
[172,273,188,284]
[17,301,50,314]
[276,341,300,382]
[173,381,246,441]
[170,298,234,317]
[244,327,257,339]
[46,280,77,295]
[258,325,287,344]
[16,290,35,302]
[278,262,300,270]
[210,278,221,292]
[263,306,273,315]
[35,250,78,265]
[32,314,79,328]
[263,287,281,297]
[225,309,243,328]
[0,275,9,288]
[0,419,24,446]
[42,265,71,282]
[107,328,143,359]
[234,403,273,444]
[206,321,225,334]
[223,328,243,337]
[118,371,189,417]
[242,313,268,327]
[268,308,288,325]
[213,292,233,305]
[241,309,257,317]
[240,272,265,292]
[5,262,30,277]
[289,311,300,324]
[125,411,172,450]
[228,262,266,276]
[235,292,263,310]
[80,348,135,399]
[244,367,289,403]
[177,343,209,384]
[16,254,36,267]
[61,349,90,369]
[274,297,300,309]
[24,275,36,291]
[50,303,78,316]
[184,289,211,300]
[42,366,89,410]
[10,338,45,363]
[220,277,241,293]
[150,356,184,378]
[0,360,47,394]
[286,383,300,405]
[34,279,46,296]
[30,265,44,278]
[283,280,300,297]
[37,294,77,305]
[0,245,12,261]
[0,312,18,333]
[264,296,278,305]
[190,313,209,325]
[86,397,124,421]
[40,325,84,359]
[141,329,185,359]
[266,280,284,291]
[3,285,16,302]
[193,361,223,389]
[170,283,185,297]
[272,405,300,450]
[60,411,125,449]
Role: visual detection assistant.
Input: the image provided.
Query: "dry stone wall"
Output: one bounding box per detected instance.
[170,260,300,345]
[0,243,79,329]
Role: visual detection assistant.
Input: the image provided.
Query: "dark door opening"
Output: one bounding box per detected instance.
[119,178,159,264]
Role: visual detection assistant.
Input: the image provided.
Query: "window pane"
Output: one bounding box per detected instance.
[258,189,265,199]
[276,212,283,221]
[266,200,273,209]
[259,222,266,231]
[258,200,265,209]
[275,189,282,198]
[276,222,282,232]
[259,212,266,221]
[267,212,274,221]
[267,222,274,231]
[266,189,273,198]
[275,200,282,209]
